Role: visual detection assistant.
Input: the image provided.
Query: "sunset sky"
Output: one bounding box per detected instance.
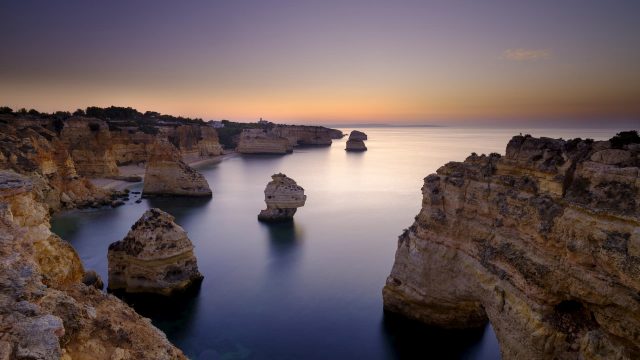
[1,0,639,126]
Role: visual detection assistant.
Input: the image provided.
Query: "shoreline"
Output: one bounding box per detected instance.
[90,151,238,192]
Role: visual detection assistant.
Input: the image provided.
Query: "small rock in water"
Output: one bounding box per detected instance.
[258,173,306,222]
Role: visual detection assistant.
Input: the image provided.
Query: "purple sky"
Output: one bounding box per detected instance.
[1,0,639,126]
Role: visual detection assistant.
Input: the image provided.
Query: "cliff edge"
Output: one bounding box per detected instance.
[383,132,640,359]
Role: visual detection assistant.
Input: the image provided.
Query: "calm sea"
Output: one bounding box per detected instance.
[52,127,622,359]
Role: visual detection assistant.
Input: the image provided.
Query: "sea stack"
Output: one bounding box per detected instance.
[383,132,640,359]
[345,130,367,151]
[108,208,203,295]
[258,173,307,222]
[142,140,212,197]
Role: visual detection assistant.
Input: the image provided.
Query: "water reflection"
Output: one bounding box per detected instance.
[113,284,202,346]
[381,311,488,359]
[261,221,304,275]
[146,196,212,224]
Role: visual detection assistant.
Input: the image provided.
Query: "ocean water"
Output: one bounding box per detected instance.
[51,127,621,359]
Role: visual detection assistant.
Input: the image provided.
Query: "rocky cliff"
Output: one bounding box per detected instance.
[383,133,640,359]
[59,118,119,177]
[0,171,185,359]
[236,129,293,154]
[0,118,110,211]
[271,125,334,146]
[110,124,223,166]
[142,140,212,197]
[108,208,203,295]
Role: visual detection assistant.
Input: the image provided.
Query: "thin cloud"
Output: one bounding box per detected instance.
[502,48,551,61]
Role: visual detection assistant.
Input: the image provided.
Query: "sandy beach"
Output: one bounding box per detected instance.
[90,152,237,191]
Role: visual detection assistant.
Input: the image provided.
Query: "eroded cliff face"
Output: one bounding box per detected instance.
[271,125,334,146]
[0,119,109,211]
[383,134,640,359]
[59,118,119,178]
[0,171,185,359]
[110,124,223,166]
[236,129,293,154]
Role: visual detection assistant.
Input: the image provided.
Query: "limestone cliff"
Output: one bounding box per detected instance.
[383,133,640,359]
[271,125,334,146]
[0,119,110,211]
[59,118,119,177]
[108,208,203,295]
[0,171,185,359]
[142,140,212,197]
[258,173,306,222]
[236,129,293,154]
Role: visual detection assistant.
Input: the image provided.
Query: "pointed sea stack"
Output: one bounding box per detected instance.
[258,173,306,222]
[108,208,203,295]
[142,140,212,197]
[345,130,367,151]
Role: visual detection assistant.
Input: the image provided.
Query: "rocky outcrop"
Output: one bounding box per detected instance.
[328,128,345,139]
[59,118,119,177]
[271,125,334,146]
[383,133,640,359]
[142,140,212,197]
[109,129,157,165]
[167,125,223,157]
[0,119,110,211]
[348,130,367,141]
[345,130,367,152]
[258,173,306,222]
[109,124,223,166]
[0,171,185,359]
[107,208,203,295]
[236,129,293,154]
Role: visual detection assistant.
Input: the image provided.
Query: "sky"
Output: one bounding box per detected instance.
[1,0,639,126]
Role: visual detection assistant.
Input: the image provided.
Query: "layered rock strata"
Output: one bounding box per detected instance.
[0,119,110,211]
[345,130,367,151]
[142,140,212,197]
[383,134,640,359]
[107,208,203,295]
[110,124,223,166]
[59,118,119,177]
[0,171,185,359]
[258,173,306,222]
[271,125,333,146]
[236,129,293,154]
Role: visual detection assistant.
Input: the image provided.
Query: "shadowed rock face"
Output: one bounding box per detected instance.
[108,208,203,296]
[142,140,212,197]
[258,173,306,222]
[383,134,640,359]
[348,130,367,141]
[346,130,367,152]
[0,172,186,359]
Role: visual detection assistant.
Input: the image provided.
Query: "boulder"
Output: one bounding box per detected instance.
[258,173,306,222]
[108,208,203,295]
